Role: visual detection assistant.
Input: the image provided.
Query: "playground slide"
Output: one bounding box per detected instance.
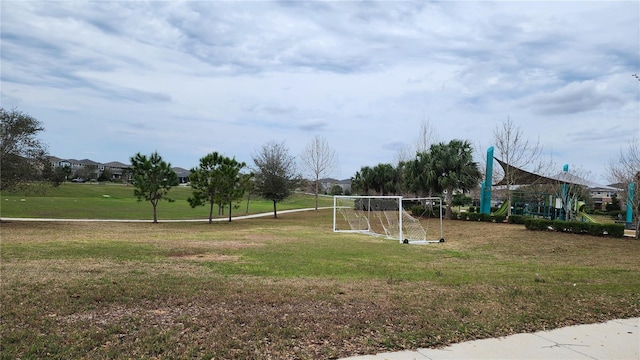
[493,200,510,217]
[577,202,597,223]
[578,211,597,223]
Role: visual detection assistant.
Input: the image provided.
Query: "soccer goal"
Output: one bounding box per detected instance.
[333,195,444,244]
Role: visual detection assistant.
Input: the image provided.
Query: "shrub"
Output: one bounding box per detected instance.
[411,206,423,217]
[524,218,550,231]
[492,215,506,223]
[588,223,603,236]
[467,213,481,221]
[411,206,441,218]
[508,215,526,224]
[604,223,625,238]
[524,218,624,238]
[468,206,476,213]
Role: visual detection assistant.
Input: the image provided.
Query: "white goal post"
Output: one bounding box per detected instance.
[333,195,444,244]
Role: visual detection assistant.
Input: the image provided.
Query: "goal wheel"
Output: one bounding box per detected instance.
[439,238,445,243]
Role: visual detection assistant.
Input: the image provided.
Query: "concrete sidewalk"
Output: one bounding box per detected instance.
[342,318,639,360]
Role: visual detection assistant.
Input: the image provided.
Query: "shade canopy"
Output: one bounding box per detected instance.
[492,158,619,190]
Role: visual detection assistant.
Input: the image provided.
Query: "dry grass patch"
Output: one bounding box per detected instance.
[173,253,241,262]
[1,213,639,359]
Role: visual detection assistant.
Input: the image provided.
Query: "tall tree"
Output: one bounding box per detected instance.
[492,117,545,216]
[351,166,373,195]
[188,152,226,223]
[408,151,438,197]
[608,137,640,239]
[299,135,338,210]
[427,140,482,219]
[252,141,299,219]
[218,157,250,222]
[371,163,397,195]
[351,163,398,196]
[0,107,51,190]
[130,152,178,223]
[414,119,439,154]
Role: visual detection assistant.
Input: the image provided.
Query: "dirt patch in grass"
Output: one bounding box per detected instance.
[172,253,241,262]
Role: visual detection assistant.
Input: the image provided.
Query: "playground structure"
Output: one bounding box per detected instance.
[479,147,635,226]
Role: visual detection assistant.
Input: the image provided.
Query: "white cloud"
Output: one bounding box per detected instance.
[528,81,623,115]
[1,1,638,184]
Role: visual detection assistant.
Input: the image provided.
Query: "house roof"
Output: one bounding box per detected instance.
[103,161,130,168]
[172,167,190,177]
[78,159,100,165]
[319,178,351,184]
[50,156,191,176]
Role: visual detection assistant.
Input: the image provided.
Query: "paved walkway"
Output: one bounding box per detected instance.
[0,207,333,223]
[342,318,639,360]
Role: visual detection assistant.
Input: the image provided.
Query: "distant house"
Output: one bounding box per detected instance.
[103,161,131,180]
[48,156,190,183]
[319,178,351,194]
[172,167,191,184]
[49,156,71,169]
[551,172,622,210]
[589,185,622,210]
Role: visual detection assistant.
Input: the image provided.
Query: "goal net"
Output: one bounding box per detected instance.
[333,195,444,244]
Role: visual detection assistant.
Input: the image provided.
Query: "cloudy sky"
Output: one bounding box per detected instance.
[2,1,639,184]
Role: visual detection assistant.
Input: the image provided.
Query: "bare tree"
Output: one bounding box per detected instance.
[492,117,545,216]
[299,135,338,210]
[608,137,640,239]
[395,119,439,164]
[414,119,439,154]
[556,166,594,222]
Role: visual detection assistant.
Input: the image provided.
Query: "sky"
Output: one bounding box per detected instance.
[1,1,639,184]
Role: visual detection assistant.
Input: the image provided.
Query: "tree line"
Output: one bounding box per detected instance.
[351,139,481,219]
[129,141,300,223]
[2,107,638,237]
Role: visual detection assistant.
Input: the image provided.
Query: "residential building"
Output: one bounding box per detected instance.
[48,156,191,183]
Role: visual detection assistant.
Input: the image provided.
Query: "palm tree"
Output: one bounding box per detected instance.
[409,151,438,197]
[427,140,482,219]
[352,166,373,195]
[371,163,397,195]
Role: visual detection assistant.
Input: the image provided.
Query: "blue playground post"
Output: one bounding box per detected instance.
[561,164,569,220]
[480,147,494,214]
[627,182,635,227]
[480,180,486,210]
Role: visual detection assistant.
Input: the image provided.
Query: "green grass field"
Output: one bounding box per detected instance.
[1,183,334,220]
[1,184,639,359]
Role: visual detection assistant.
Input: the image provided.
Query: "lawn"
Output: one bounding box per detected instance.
[0,182,334,220]
[1,207,639,359]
